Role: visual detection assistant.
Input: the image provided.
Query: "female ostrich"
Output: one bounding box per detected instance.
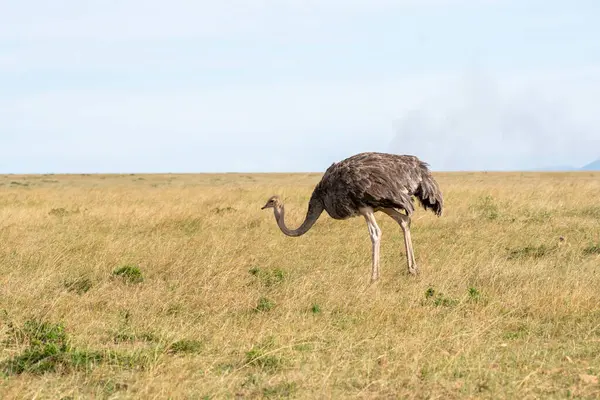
[261,152,443,282]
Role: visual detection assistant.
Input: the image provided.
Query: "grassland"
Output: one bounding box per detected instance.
[1,171,600,399]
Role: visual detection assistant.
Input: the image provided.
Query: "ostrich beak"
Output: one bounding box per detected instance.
[261,205,267,210]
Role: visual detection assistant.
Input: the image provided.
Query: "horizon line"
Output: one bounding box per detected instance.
[2,169,597,176]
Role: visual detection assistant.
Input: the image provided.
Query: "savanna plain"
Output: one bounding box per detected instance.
[1,171,600,399]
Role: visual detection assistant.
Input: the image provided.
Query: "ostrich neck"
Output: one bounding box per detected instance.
[274,196,324,237]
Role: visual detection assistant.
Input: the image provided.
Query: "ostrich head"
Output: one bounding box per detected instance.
[261,195,282,210]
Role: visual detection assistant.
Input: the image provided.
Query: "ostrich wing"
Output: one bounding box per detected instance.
[319,153,422,217]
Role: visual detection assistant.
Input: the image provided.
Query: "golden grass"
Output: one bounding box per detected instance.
[1,171,600,399]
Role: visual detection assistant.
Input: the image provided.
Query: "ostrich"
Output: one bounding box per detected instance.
[261,152,443,282]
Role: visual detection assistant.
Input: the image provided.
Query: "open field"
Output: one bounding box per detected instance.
[1,171,600,399]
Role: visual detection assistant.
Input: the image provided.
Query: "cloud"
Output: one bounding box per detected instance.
[4,66,598,173]
[389,68,600,170]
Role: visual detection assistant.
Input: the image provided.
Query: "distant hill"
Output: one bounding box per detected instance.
[530,158,600,172]
[581,158,600,171]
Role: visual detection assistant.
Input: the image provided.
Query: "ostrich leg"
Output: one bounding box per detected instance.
[383,208,418,275]
[361,208,382,282]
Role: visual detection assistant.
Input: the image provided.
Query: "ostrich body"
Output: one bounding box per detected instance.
[261,152,443,282]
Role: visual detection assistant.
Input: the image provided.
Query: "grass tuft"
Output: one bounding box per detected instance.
[167,339,203,355]
[249,267,286,287]
[468,287,481,302]
[255,297,276,312]
[112,265,144,284]
[583,244,600,255]
[423,287,459,307]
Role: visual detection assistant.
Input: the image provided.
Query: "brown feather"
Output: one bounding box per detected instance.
[312,152,443,219]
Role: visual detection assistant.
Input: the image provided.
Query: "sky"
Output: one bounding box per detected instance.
[1,0,599,173]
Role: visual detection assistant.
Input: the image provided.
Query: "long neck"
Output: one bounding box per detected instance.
[274,195,324,237]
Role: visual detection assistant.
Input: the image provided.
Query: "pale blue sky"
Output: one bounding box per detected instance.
[1,0,599,172]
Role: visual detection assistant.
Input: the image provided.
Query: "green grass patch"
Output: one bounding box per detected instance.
[583,244,600,256]
[424,287,459,307]
[167,339,203,355]
[255,297,276,312]
[249,267,287,287]
[0,319,153,375]
[112,265,144,284]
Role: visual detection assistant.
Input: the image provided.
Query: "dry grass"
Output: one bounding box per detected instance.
[1,171,600,399]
